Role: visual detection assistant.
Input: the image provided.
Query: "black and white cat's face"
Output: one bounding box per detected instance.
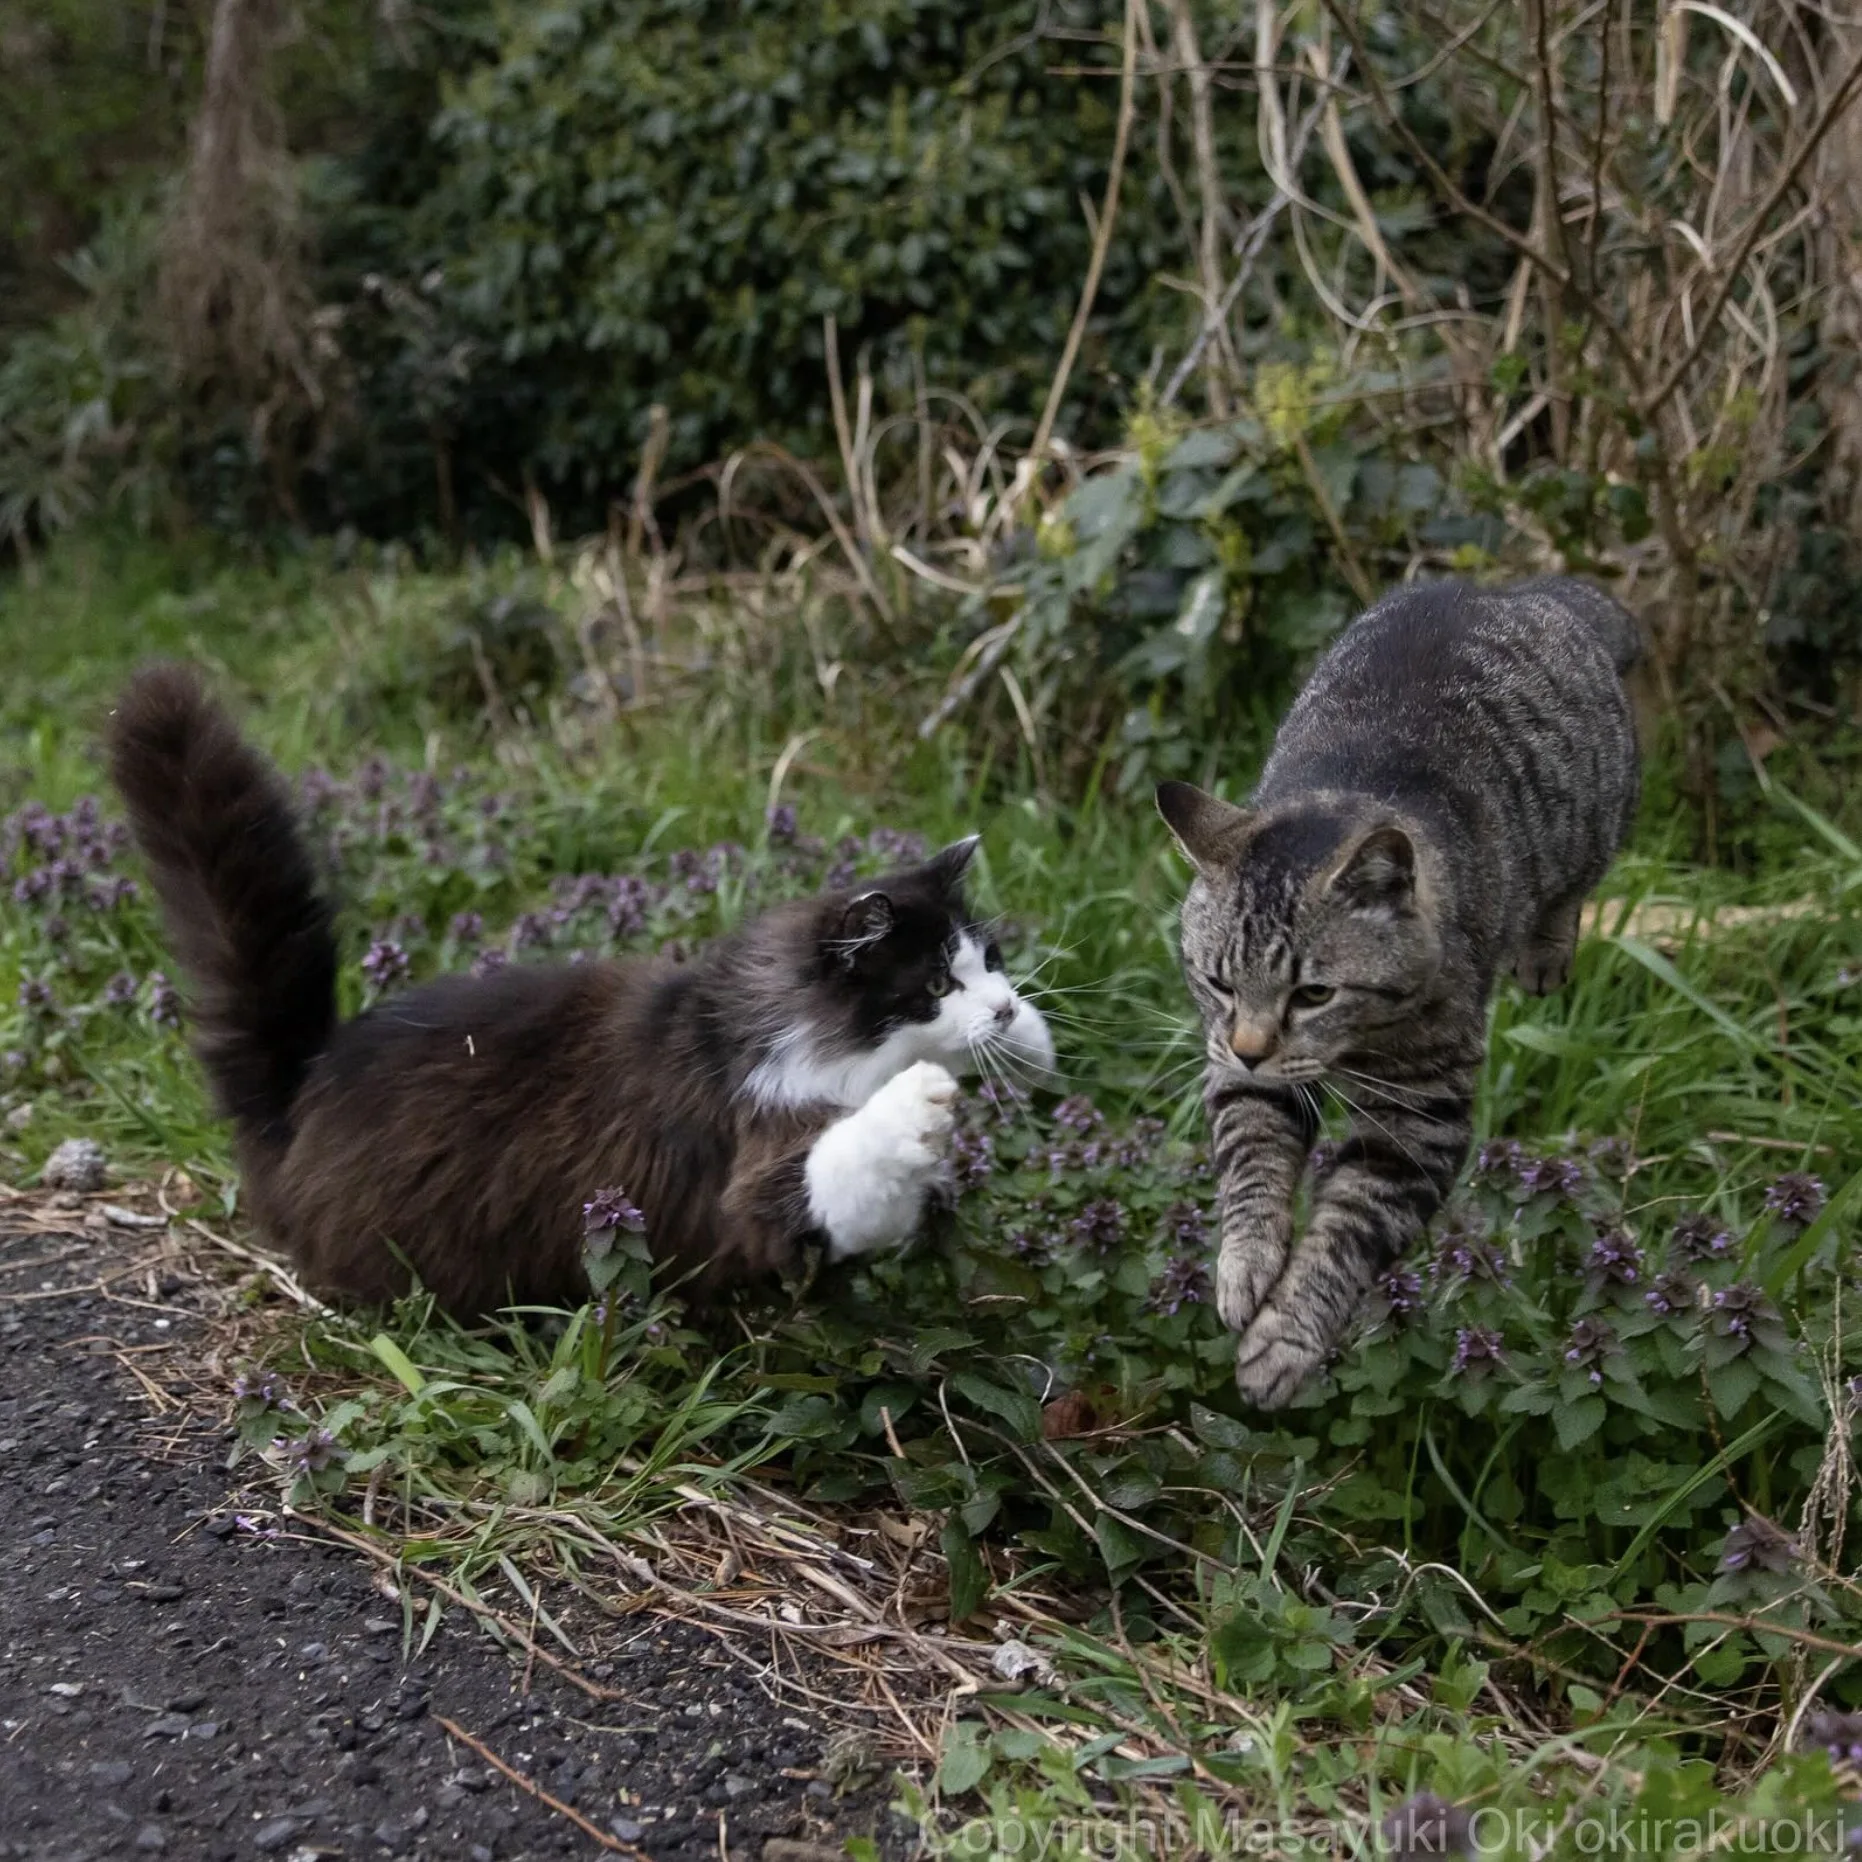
[745,837,1055,1110]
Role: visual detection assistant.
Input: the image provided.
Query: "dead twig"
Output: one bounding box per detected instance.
[435,1715,653,1858]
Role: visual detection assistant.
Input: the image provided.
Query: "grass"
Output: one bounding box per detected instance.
[4,529,1862,1853]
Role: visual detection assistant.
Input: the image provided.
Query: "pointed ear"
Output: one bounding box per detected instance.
[830,888,895,967]
[1155,781,1255,881]
[922,834,980,895]
[1326,824,1415,909]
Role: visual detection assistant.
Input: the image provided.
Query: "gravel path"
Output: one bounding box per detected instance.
[0,1215,914,1862]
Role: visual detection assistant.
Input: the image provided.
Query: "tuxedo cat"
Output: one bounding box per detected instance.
[109,666,1054,1314]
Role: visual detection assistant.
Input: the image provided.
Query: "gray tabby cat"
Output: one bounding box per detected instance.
[1157,576,1640,1408]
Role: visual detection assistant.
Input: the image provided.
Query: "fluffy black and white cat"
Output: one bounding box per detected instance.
[109,665,1054,1313]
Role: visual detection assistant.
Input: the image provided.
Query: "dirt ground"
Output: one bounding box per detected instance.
[0,1202,921,1862]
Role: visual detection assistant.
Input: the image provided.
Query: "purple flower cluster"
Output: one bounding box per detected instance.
[272,1428,343,1477]
[233,1369,286,1409]
[3,799,132,915]
[1719,1513,1798,1574]
[1643,1269,1697,1318]
[148,971,181,1028]
[1379,1266,1426,1319]
[1514,1151,1587,1198]
[1802,1709,1862,1765]
[1669,1212,1732,1262]
[950,1125,994,1192]
[1585,1228,1643,1287]
[1450,1326,1505,1376]
[583,1188,647,1236]
[1764,1171,1826,1228]
[1161,1201,1208,1252]
[1067,1199,1126,1256]
[1563,1316,1618,1387]
[1052,1095,1105,1135]
[1432,1226,1510,1287]
[1709,1281,1772,1344]
[1147,1256,1211,1316]
[361,939,410,991]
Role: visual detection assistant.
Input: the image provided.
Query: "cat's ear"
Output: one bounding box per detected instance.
[1155,782,1254,880]
[830,889,895,968]
[922,834,981,895]
[1326,824,1415,910]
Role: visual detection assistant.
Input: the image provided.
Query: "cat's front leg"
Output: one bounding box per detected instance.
[1235,1081,1472,1407]
[807,1061,958,1260]
[1206,1076,1314,1332]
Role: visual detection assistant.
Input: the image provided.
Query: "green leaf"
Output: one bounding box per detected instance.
[1552,1395,1606,1451]
[940,1517,988,1624]
[369,1334,427,1396]
[949,1369,1042,1442]
[936,1725,990,1797]
[1708,1357,1761,1420]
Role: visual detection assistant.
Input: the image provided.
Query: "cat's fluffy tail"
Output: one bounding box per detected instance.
[107,665,337,1148]
[1520,574,1642,676]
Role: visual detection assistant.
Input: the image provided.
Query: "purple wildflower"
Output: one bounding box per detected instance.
[1052,1095,1104,1135]
[1006,1226,1054,1265]
[1764,1171,1826,1228]
[1670,1213,1732,1262]
[87,875,137,910]
[272,1428,343,1477]
[1563,1316,1618,1387]
[17,977,54,1017]
[1433,1227,1510,1287]
[12,868,49,905]
[1586,1228,1643,1286]
[1067,1199,1126,1255]
[1587,1135,1634,1178]
[0,1050,25,1076]
[866,826,927,865]
[583,1188,647,1236]
[766,802,798,844]
[1643,1269,1697,1318]
[509,911,554,951]
[1309,1139,1341,1176]
[1449,1326,1504,1376]
[1710,1281,1774,1345]
[101,971,138,1008]
[1379,1266,1425,1319]
[41,914,68,944]
[1801,1708,1862,1766]
[473,950,509,978]
[448,911,484,946]
[1106,1116,1166,1169]
[950,1126,994,1192]
[1475,1138,1523,1179]
[1148,1256,1211,1316]
[1513,1151,1586,1198]
[147,971,181,1029]
[1719,1514,1798,1575]
[1162,1201,1208,1252]
[233,1370,285,1409]
[361,939,410,991]
[1381,1793,1474,1862]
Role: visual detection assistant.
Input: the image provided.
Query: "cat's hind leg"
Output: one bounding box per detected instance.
[1512,893,1583,995]
[807,1061,957,1259]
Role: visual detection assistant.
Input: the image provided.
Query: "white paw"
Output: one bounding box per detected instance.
[1233,1304,1327,1409]
[808,1061,957,1259]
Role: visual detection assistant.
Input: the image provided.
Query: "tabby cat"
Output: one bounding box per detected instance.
[108,666,1054,1314]
[1157,576,1640,1407]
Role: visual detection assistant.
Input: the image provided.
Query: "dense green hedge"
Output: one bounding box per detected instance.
[314,0,1184,533]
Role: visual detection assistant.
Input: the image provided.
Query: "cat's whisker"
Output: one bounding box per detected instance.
[1329,1064,1436,1111]
[1322,1081,1427,1174]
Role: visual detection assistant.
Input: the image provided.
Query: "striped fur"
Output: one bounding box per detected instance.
[1160,576,1640,1407]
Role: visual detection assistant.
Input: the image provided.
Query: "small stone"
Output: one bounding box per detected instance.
[722,1774,756,1801]
[435,1786,465,1812]
[299,1643,328,1664]
[133,1826,166,1854]
[46,1682,83,1698]
[144,1582,186,1604]
[204,1516,237,1541]
[90,1761,133,1787]
[142,1716,190,1740]
[253,1818,301,1852]
[450,1769,488,1794]
[165,1692,206,1712]
[609,1818,644,1843]
[190,1722,220,1740]
[6,1103,34,1131]
[469,1849,493,1862]
[362,1617,398,1636]
[42,1138,107,1191]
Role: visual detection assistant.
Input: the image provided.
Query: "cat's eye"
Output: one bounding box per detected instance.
[1289,984,1336,1010]
[927,972,954,998]
[983,940,1004,972]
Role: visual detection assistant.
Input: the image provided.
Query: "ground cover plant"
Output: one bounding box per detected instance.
[3,540,1862,1854]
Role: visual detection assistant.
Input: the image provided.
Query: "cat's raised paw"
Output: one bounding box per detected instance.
[809,1062,956,1260]
[1215,1225,1289,1333]
[1233,1306,1326,1409]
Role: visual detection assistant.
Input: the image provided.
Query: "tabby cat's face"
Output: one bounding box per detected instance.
[1166,793,1444,1083]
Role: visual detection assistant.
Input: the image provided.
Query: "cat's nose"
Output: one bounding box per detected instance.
[992,1000,1016,1028]
[1229,1018,1278,1068]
